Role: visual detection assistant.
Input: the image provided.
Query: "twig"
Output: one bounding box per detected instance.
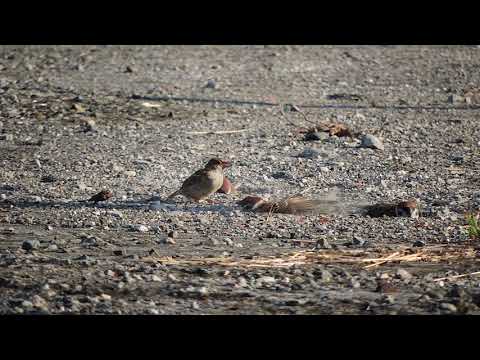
[433,271,480,282]
[363,251,402,269]
[185,129,250,135]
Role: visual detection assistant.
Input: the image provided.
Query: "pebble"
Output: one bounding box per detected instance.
[205,238,221,246]
[130,224,149,232]
[361,134,384,150]
[298,148,320,159]
[191,301,200,310]
[206,79,217,89]
[124,170,137,177]
[224,238,234,246]
[151,275,162,282]
[162,237,176,244]
[316,238,332,249]
[440,303,457,312]
[352,236,366,246]
[413,240,426,247]
[319,270,333,282]
[167,230,178,238]
[396,269,413,281]
[305,132,329,141]
[22,240,40,251]
[234,277,247,288]
[447,94,464,104]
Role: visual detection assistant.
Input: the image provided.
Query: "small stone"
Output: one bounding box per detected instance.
[124,170,137,177]
[316,238,332,249]
[191,301,200,310]
[99,294,112,301]
[361,134,384,150]
[396,269,413,281]
[237,277,248,287]
[151,275,162,282]
[319,270,333,282]
[113,249,126,256]
[106,270,115,277]
[304,132,329,141]
[0,134,14,141]
[22,240,40,251]
[125,65,135,73]
[224,238,234,246]
[147,308,160,315]
[205,238,220,246]
[258,276,276,285]
[206,79,217,89]
[32,295,48,309]
[40,175,56,183]
[47,244,58,251]
[130,224,149,232]
[352,236,366,246]
[167,230,178,238]
[440,303,457,312]
[447,94,464,104]
[320,166,330,173]
[413,240,426,247]
[167,274,177,281]
[298,148,320,159]
[162,237,176,244]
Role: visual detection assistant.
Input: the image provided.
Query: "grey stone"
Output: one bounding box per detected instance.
[298,148,321,159]
[22,240,40,251]
[361,134,384,150]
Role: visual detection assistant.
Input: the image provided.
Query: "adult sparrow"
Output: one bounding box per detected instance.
[87,190,113,204]
[237,195,338,215]
[363,199,419,219]
[167,158,231,202]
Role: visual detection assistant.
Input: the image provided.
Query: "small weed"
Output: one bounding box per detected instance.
[466,213,480,239]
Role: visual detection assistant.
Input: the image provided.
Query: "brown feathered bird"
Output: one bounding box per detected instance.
[167,158,231,202]
[237,195,338,215]
[363,199,419,219]
[88,190,113,204]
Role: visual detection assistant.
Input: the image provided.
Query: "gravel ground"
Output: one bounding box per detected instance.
[1,45,480,315]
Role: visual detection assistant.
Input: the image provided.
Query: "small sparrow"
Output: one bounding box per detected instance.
[364,199,419,219]
[167,158,231,202]
[237,195,338,215]
[87,190,113,204]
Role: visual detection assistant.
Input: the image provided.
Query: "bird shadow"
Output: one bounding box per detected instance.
[6,198,239,214]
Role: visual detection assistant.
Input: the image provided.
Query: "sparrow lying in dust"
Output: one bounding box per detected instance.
[363,199,419,219]
[167,158,232,203]
[237,195,339,215]
[87,190,113,204]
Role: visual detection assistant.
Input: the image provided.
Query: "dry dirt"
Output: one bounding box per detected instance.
[1,45,480,314]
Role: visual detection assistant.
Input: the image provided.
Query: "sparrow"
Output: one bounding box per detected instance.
[167,158,231,202]
[87,190,113,204]
[363,199,419,219]
[237,195,339,215]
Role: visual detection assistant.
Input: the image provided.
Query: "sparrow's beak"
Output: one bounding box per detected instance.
[221,160,232,168]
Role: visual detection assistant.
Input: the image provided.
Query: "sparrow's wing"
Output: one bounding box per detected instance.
[276,197,339,214]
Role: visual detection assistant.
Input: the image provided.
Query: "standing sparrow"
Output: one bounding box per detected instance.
[363,199,419,219]
[237,195,338,215]
[167,158,231,202]
[87,190,113,204]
